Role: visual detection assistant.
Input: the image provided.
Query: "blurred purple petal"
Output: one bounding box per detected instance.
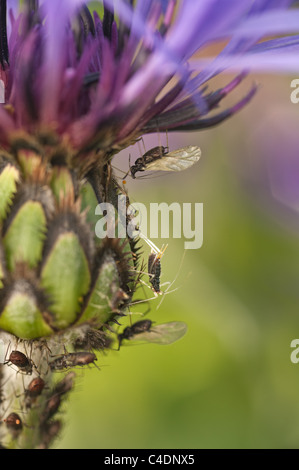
[233,10,299,37]
[167,0,255,59]
[249,35,299,53]
[39,0,83,123]
[191,50,299,73]
[0,0,298,154]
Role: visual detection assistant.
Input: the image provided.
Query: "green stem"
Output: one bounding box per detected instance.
[0,331,78,449]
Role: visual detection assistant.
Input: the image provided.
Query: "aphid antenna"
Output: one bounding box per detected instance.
[142,136,146,154]
[91,360,102,373]
[156,243,168,259]
[159,126,170,154]
[138,232,168,257]
[137,136,147,156]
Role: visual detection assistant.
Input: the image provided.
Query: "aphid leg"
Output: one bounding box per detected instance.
[138,277,159,294]
[121,155,131,183]
[13,386,25,402]
[24,341,39,374]
[3,340,11,364]
[141,136,146,154]
[137,136,147,160]
[129,266,157,308]
[0,396,15,428]
[128,287,180,306]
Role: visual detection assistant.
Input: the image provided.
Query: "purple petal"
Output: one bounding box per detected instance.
[191,49,299,73]
[39,0,83,123]
[249,35,299,52]
[166,0,255,59]
[248,0,296,12]
[233,10,299,37]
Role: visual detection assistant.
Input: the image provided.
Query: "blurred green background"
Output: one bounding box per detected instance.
[58,74,299,449]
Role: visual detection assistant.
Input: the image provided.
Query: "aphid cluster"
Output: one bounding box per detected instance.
[39,372,76,449]
[0,334,103,448]
[113,210,188,352]
[0,360,77,448]
[0,195,188,448]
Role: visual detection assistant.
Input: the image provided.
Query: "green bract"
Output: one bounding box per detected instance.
[0,136,135,340]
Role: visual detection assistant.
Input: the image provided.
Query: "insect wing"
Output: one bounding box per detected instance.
[144,146,201,172]
[131,321,187,345]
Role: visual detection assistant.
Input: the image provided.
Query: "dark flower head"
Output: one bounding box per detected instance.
[0,0,298,167]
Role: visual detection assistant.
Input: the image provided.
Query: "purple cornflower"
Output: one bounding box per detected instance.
[0,0,298,158]
[0,1,299,450]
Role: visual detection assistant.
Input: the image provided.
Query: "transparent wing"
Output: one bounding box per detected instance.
[130,321,188,345]
[144,146,201,172]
